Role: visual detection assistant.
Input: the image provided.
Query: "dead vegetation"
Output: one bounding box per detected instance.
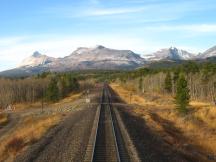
[0,74,93,161]
[111,83,216,162]
[13,91,82,111]
[0,114,62,162]
[6,137,25,155]
[0,91,84,162]
[0,113,9,126]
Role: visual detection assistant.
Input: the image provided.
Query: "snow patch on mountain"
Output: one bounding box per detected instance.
[65,45,145,64]
[198,45,216,59]
[144,47,195,61]
[18,51,56,67]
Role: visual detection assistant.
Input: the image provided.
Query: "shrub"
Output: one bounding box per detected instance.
[6,137,25,154]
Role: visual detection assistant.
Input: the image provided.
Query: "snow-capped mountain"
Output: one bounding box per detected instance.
[197,45,216,59]
[1,45,146,76]
[64,45,145,64]
[144,47,195,61]
[51,45,146,70]
[18,51,56,67]
[2,45,216,77]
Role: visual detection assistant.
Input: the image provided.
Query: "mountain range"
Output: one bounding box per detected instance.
[1,45,216,77]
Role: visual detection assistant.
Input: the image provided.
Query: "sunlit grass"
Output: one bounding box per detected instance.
[0,113,9,126]
[0,91,83,162]
[0,114,61,162]
[111,83,216,157]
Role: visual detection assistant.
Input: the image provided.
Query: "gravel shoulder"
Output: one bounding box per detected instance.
[15,105,97,162]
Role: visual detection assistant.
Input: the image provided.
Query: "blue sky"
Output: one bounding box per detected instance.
[0,0,216,71]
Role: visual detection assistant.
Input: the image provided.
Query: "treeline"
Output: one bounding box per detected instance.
[45,73,79,102]
[0,72,79,109]
[116,61,216,106]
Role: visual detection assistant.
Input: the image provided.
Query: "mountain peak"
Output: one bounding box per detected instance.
[18,51,55,67]
[199,45,216,58]
[94,45,105,49]
[32,51,42,57]
[144,47,195,61]
[67,45,145,68]
[169,47,177,51]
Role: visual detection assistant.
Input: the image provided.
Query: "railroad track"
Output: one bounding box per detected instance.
[85,84,137,162]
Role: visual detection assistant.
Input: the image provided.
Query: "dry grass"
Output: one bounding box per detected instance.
[14,102,42,111]
[0,114,62,162]
[111,83,216,160]
[6,137,25,155]
[0,113,9,126]
[190,101,216,129]
[54,92,82,106]
[0,91,83,162]
[14,92,82,111]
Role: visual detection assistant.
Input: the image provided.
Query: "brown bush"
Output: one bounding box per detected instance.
[6,137,25,154]
[0,113,8,126]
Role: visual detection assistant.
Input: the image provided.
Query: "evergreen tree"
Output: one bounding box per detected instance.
[175,74,190,114]
[173,70,180,84]
[183,61,199,74]
[71,77,79,91]
[46,77,59,102]
[172,70,180,93]
[63,74,80,93]
[58,77,67,98]
[139,77,143,93]
[164,72,172,93]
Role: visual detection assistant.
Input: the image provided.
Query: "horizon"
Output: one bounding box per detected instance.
[0,0,216,71]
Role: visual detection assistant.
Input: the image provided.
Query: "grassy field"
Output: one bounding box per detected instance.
[111,83,216,161]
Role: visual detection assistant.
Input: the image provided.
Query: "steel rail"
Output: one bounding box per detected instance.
[89,88,104,162]
[91,85,121,162]
[105,87,121,162]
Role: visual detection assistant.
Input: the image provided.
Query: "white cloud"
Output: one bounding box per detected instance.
[87,7,145,16]
[44,0,216,20]
[183,24,216,33]
[0,36,28,47]
[44,6,147,18]
[146,24,216,33]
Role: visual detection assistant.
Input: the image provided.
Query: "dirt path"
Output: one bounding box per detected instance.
[15,105,97,162]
